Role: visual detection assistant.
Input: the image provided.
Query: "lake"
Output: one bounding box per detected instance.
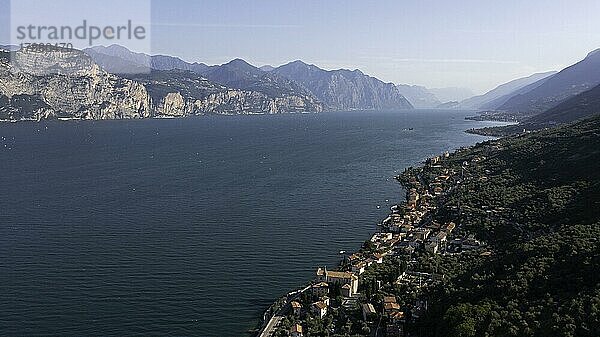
[0,110,500,336]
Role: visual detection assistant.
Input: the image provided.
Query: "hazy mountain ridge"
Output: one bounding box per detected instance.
[497,49,600,115]
[459,71,557,110]
[200,59,317,99]
[428,87,474,103]
[272,60,413,110]
[468,83,600,137]
[479,75,553,111]
[395,84,441,108]
[124,69,323,116]
[85,45,413,111]
[85,45,210,74]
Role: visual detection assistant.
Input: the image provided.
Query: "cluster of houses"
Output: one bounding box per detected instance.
[274,152,492,337]
[361,295,408,337]
[284,268,360,335]
[378,167,458,257]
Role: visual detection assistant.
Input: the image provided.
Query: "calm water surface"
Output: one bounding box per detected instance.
[0,110,501,336]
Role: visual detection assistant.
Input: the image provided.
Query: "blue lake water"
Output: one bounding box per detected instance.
[0,110,500,336]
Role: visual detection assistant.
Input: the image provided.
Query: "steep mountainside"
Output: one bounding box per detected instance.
[396,84,441,108]
[200,59,317,99]
[0,47,323,122]
[468,84,600,139]
[459,71,556,110]
[419,115,600,337]
[526,84,600,125]
[125,69,323,116]
[84,45,210,74]
[498,49,600,115]
[86,45,411,111]
[86,46,323,109]
[272,60,413,110]
[479,75,553,110]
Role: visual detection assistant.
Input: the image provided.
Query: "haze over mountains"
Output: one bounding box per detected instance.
[2,43,600,125]
[395,85,480,109]
[428,87,475,104]
[269,60,412,111]
[458,71,557,110]
[468,51,600,136]
[85,45,413,112]
[496,49,600,115]
[395,85,442,108]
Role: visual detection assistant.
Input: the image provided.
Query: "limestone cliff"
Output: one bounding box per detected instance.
[129,69,323,117]
[0,47,152,121]
[0,47,323,122]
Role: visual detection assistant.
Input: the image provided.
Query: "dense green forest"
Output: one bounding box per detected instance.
[419,115,600,337]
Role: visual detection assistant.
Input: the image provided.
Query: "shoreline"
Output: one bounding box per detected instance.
[253,148,478,336]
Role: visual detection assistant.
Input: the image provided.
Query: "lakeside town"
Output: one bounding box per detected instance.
[255,149,492,337]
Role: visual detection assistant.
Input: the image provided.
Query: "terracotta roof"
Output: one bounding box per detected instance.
[326,270,355,279]
[313,301,327,310]
[389,311,405,319]
[384,296,397,303]
[384,303,401,311]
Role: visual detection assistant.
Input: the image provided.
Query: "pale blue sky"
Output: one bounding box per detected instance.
[2,0,600,93]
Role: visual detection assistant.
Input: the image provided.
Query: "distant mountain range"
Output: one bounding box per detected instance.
[395,85,442,108]
[85,45,413,112]
[460,48,600,133]
[0,47,324,121]
[3,43,599,124]
[395,85,483,109]
[269,60,412,110]
[468,82,600,137]
[85,45,210,74]
[428,87,475,103]
[495,49,600,116]
[0,44,419,122]
[458,71,557,110]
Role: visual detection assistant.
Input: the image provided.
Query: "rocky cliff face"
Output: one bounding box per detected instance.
[129,69,323,117]
[154,89,322,117]
[272,60,413,110]
[0,48,323,122]
[83,45,412,113]
[0,47,152,121]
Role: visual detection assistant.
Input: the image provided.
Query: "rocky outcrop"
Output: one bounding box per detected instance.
[131,69,323,117]
[156,88,322,116]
